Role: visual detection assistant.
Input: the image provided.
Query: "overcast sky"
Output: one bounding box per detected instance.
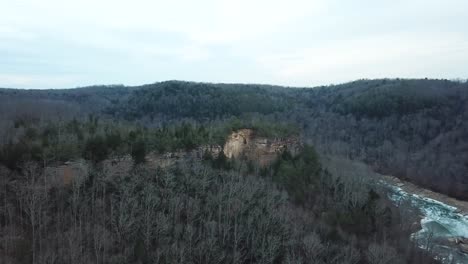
[1,0,468,88]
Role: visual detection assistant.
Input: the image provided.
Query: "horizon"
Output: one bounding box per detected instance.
[1,0,468,89]
[1,77,468,90]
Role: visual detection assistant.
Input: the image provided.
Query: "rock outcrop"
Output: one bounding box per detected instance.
[223,129,254,159]
[49,129,301,185]
[223,129,302,167]
[446,237,468,254]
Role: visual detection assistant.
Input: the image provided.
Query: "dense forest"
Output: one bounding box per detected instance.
[4,79,464,198]
[1,78,467,263]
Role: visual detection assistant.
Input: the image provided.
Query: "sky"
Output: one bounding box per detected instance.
[1,0,468,89]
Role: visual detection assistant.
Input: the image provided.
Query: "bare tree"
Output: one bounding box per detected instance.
[16,162,47,264]
[366,243,400,264]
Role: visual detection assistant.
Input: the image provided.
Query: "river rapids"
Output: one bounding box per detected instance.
[385,183,468,264]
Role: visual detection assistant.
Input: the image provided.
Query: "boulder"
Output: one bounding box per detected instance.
[459,243,468,254]
[459,237,468,244]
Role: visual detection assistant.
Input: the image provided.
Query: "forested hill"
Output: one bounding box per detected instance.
[1,79,468,198]
[106,81,296,121]
[298,79,468,199]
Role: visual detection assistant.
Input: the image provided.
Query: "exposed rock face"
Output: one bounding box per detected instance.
[145,145,223,169]
[144,129,301,169]
[460,242,468,254]
[223,129,254,159]
[441,237,468,254]
[223,129,302,167]
[48,129,301,184]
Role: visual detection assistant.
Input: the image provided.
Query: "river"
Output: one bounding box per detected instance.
[385,182,468,264]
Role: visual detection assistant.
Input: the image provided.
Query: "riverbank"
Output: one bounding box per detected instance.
[321,156,468,263]
[380,173,468,263]
[380,174,468,216]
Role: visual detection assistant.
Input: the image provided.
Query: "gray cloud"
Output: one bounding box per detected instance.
[0,0,467,88]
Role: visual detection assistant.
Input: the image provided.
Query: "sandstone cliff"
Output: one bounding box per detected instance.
[49,129,301,185]
[223,128,302,166]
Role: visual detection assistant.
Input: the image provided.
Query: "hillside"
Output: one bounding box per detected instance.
[0,125,437,263]
[298,79,468,199]
[3,79,462,263]
[1,79,467,199]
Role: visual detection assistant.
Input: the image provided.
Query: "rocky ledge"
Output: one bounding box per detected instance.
[446,237,468,254]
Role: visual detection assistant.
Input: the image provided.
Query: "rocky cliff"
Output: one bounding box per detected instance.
[223,129,302,166]
[49,129,301,185]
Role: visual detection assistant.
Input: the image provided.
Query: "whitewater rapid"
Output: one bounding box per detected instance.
[385,182,468,264]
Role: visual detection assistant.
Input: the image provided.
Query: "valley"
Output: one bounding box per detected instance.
[1,78,467,264]
[382,176,468,264]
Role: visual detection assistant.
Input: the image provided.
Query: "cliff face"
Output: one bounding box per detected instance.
[144,128,300,168]
[223,129,302,167]
[223,129,254,159]
[49,129,301,185]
